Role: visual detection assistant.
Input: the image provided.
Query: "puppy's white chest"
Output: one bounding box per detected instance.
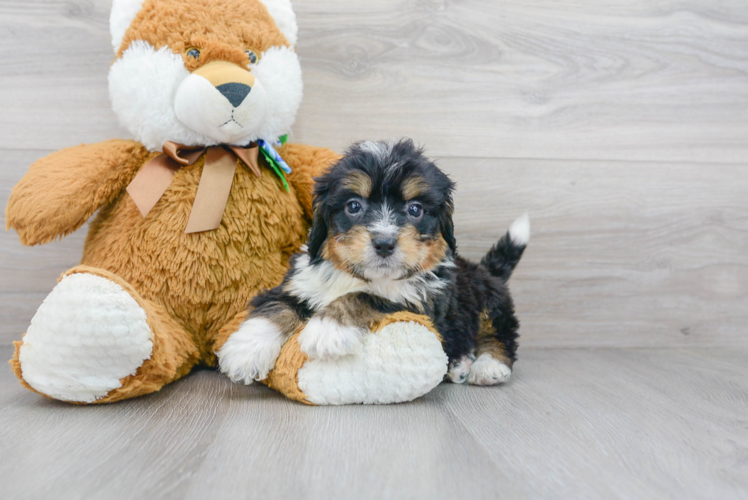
[286,256,367,309]
[286,255,433,310]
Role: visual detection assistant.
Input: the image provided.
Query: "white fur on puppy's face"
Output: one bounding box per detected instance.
[109,42,303,151]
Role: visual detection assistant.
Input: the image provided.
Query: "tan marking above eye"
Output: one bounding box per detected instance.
[340,171,372,198]
[401,176,430,200]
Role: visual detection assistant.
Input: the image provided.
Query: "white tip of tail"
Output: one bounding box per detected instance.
[509,213,531,246]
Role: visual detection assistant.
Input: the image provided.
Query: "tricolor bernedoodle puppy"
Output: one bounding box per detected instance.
[222,139,530,386]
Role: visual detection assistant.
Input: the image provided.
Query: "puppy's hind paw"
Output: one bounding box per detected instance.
[299,317,364,360]
[217,317,285,384]
[467,354,512,386]
[447,355,474,384]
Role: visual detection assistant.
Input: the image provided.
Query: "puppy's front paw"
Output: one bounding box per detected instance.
[467,353,512,386]
[217,317,286,384]
[298,317,364,360]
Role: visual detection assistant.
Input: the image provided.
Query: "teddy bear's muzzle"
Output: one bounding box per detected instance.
[174,60,268,145]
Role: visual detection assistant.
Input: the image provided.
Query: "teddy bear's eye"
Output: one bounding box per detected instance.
[246,50,258,64]
[186,47,201,59]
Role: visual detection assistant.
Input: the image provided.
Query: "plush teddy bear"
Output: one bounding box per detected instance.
[6,0,447,405]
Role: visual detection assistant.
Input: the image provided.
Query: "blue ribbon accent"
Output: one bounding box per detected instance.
[257,139,292,174]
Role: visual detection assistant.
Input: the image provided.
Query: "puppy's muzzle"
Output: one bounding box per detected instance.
[372,236,397,258]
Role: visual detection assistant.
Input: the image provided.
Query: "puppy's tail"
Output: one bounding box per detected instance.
[480,213,530,283]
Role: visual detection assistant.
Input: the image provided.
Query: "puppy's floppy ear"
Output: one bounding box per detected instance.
[439,200,457,254]
[436,173,457,254]
[307,172,333,263]
[307,207,329,263]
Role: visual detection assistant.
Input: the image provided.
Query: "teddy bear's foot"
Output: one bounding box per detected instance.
[15,272,152,403]
[259,313,447,405]
[11,266,199,403]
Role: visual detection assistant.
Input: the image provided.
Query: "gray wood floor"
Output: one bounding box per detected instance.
[1,345,747,500]
[2,0,748,498]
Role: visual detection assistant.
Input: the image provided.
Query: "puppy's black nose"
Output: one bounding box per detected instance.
[373,237,397,258]
[216,82,251,107]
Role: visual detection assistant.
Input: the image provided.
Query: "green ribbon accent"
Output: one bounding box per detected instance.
[260,145,289,192]
[278,134,288,145]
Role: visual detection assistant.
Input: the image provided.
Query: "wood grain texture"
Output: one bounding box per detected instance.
[1,0,748,162]
[295,0,748,162]
[442,157,748,348]
[1,345,747,499]
[4,149,747,348]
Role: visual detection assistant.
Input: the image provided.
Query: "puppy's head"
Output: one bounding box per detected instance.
[309,139,456,280]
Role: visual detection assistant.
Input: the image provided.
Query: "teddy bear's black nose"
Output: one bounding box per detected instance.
[216,82,251,108]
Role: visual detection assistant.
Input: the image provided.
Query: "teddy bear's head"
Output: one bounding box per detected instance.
[109,0,301,151]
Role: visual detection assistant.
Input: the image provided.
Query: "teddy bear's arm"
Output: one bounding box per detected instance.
[5,139,150,246]
[278,143,341,221]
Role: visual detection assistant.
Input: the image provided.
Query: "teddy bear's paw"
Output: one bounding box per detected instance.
[447,354,475,384]
[467,353,512,386]
[217,317,286,384]
[17,273,153,403]
[298,317,364,360]
[296,319,448,405]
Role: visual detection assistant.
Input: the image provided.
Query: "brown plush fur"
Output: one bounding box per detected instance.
[5,140,150,246]
[117,0,288,66]
[7,141,339,402]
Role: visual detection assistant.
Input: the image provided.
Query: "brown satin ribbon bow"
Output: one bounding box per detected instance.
[126,141,261,233]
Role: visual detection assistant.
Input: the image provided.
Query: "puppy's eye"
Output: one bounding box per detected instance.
[246,50,258,64]
[345,200,363,216]
[186,47,201,59]
[407,202,424,219]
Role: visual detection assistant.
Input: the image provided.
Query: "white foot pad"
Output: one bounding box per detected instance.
[467,353,512,386]
[298,320,448,405]
[18,273,153,403]
[217,317,285,384]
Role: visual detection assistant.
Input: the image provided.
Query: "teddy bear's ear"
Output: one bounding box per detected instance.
[110,0,145,54]
[258,0,298,47]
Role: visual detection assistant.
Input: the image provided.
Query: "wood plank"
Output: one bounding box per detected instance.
[0,0,123,148]
[295,0,748,162]
[0,365,234,500]
[1,1,748,163]
[438,347,748,499]
[443,157,748,348]
[181,381,525,500]
[1,346,747,499]
[1,150,87,342]
[4,150,747,347]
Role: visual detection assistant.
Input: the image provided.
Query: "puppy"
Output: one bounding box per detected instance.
[218,139,529,386]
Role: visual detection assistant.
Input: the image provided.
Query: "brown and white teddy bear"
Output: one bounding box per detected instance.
[6,0,447,405]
